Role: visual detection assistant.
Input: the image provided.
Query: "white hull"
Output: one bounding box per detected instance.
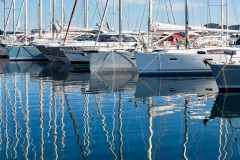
[90,50,137,72]
[7,45,47,61]
[210,63,240,91]
[135,49,240,75]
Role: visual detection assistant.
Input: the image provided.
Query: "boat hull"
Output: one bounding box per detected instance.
[210,64,240,91]
[7,45,47,61]
[35,45,63,62]
[64,50,90,65]
[135,52,240,75]
[90,50,137,72]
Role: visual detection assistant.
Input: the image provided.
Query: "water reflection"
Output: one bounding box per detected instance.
[0,60,240,159]
[207,93,240,120]
[135,75,218,98]
[204,93,240,160]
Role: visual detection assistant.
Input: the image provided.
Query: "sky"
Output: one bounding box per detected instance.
[1,0,240,33]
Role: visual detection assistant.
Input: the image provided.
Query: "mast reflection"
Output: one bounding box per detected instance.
[1,60,240,159]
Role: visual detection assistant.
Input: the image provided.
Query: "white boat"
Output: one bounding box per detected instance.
[208,62,240,91]
[90,49,137,72]
[135,47,240,75]
[63,31,142,65]
[7,45,48,61]
[134,0,240,75]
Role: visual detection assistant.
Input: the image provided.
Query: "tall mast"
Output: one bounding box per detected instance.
[13,0,15,40]
[61,0,64,37]
[49,0,52,33]
[38,0,42,37]
[63,0,78,44]
[113,0,115,31]
[94,0,110,50]
[3,0,6,38]
[221,0,224,31]
[148,0,152,48]
[119,0,122,45]
[185,0,189,49]
[52,0,56,39]
[4,1,14,37]
[25,0,28,41]
[226,0,229,35]
[84,0,88,28]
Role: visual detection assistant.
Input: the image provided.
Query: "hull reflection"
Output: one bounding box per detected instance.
[87,72,139,93]
[207,93,240,120]
[135,75,218,98]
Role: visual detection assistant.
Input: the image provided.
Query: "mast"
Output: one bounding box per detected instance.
[38,0,42,37]
[52,0,56,39]
[25,0,28,41]
[4,1,14,37]
[148,0,152,48]
[113,0,115,31]
[221,0,224,32]
[13,0,15,40]
[226,0,229,35]
[3,0,6,38]
[94,0,110,50]
[49,0,52,33]
[84,0,88,28]
[15,1,24,34]
[119,0,122,45]
[61,0,64,38]
[185,0,189,49]
[63,0,78,44]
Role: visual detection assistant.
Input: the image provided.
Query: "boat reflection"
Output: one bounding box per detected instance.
[87,72,139,93]
[135,75,219,98]
[0,59,9,74]
[7,60,49,75]
[203,92,240,160]
[205,93,240,121]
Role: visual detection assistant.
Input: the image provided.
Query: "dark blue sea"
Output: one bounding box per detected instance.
[0,60,240,159]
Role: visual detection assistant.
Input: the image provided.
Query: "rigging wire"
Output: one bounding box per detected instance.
[164,0,170,24]
[169,0,176,24]
[90,1,98,27]
[122,1,131,31]
[231,0,240,29]
[100,0,110,30]
[136,0,147,34]
[155,0,161,22]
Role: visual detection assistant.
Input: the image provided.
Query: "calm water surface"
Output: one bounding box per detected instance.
[0,60,240,159]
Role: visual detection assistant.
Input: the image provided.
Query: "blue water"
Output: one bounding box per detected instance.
[0,60,240,159]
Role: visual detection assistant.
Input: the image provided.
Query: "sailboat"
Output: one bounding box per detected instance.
[6,0,47,61]
[205,61,240,91]
[88,0,144,72]
[134,0,240,75]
